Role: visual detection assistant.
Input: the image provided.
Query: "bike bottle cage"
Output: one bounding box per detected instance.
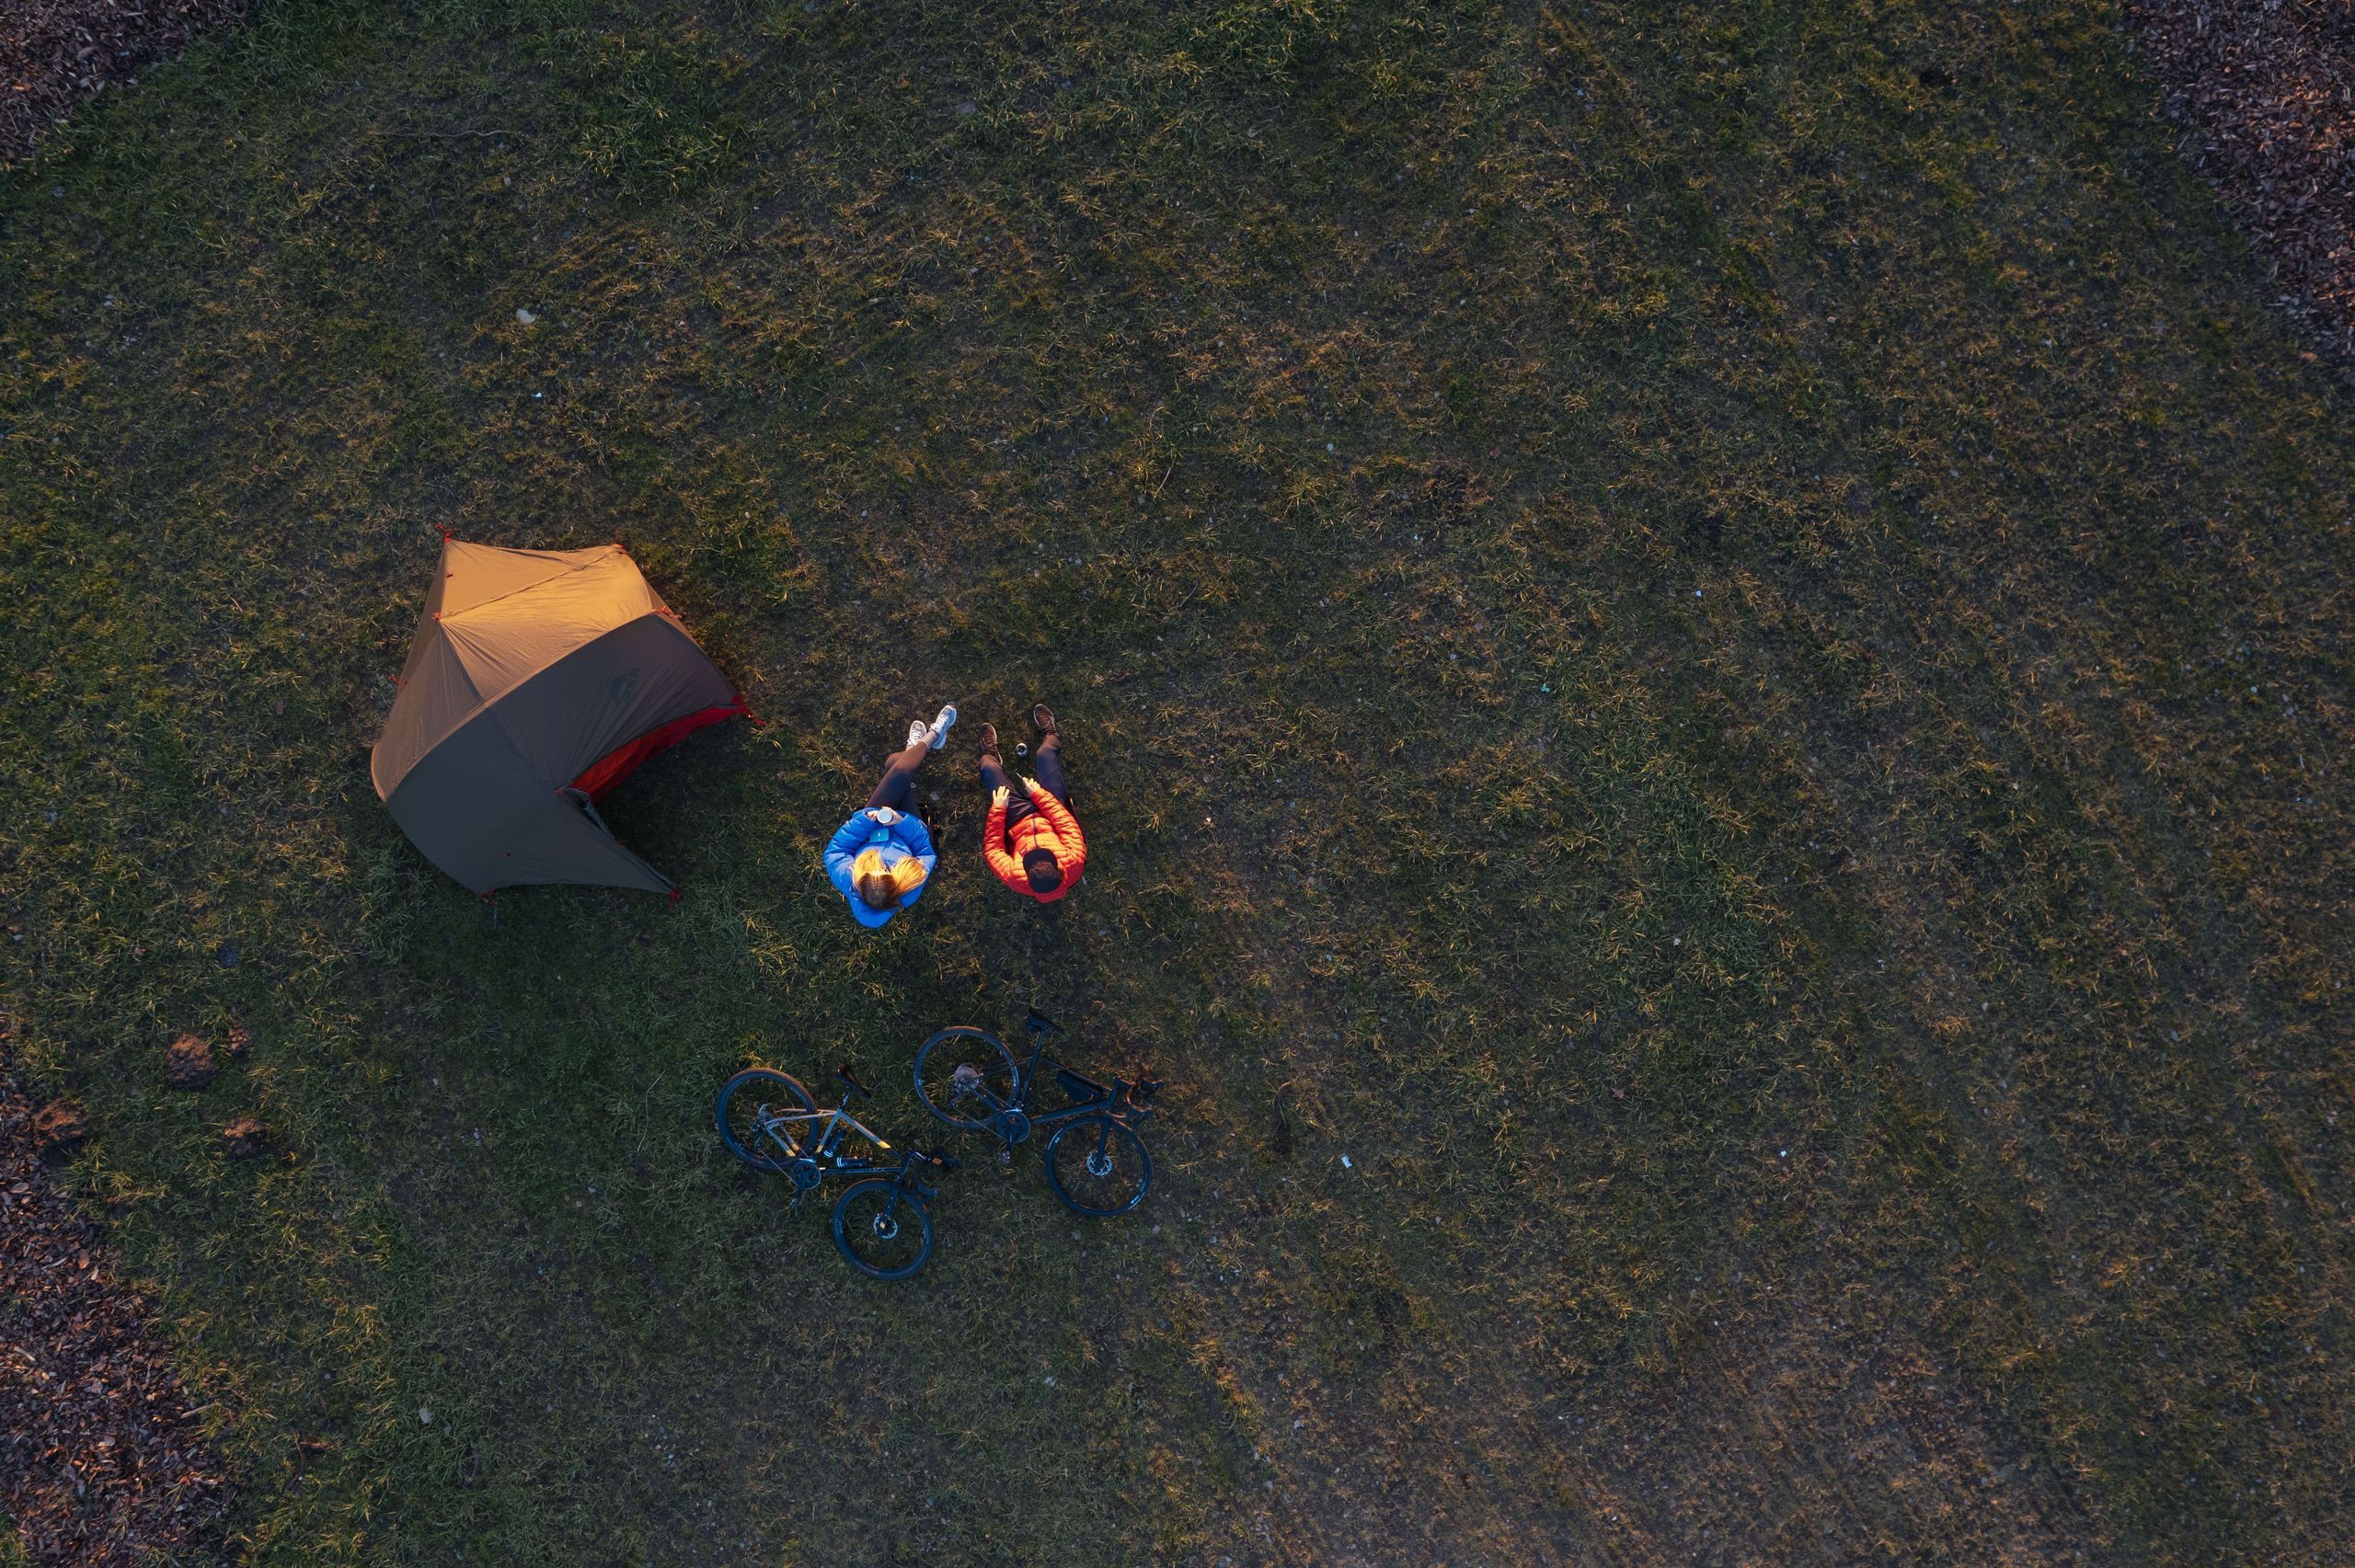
[1024,1007,1064,1036]
[835,1063,872,1100]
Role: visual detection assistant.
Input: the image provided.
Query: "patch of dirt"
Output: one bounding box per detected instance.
[2130,0,2355,364]
[0,0,247,168]
[162,1032,216,1091]
[30,1098,86,1153]
[1,1033,231,1564]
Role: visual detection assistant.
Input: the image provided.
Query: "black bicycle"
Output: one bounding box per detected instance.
[714,1062,959,1279]
[912,1008,1160,1218]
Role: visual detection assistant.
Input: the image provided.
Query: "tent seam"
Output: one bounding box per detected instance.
[375,612,722,798]
[437,544,633,622]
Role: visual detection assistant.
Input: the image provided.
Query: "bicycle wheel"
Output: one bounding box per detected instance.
[913,1027,1018,1131]
[831,1179,936,1279]
[715,1068,818,1172]
[1044,1116,1152,1218]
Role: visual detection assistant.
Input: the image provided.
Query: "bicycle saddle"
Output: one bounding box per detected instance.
[835,1063,872,1101]
[1023,1006,1064,1036]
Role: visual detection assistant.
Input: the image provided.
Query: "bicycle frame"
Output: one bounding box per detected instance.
[755,1100,897,1169]
[976,1034,1153,1136]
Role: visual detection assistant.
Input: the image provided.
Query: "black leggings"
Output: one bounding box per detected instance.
[864,740,932,812]
[978,734,1066,827]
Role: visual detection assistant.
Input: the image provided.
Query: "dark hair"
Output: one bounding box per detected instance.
[1023,849,1064,893]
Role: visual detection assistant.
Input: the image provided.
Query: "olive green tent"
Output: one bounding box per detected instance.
[371,539,744,894]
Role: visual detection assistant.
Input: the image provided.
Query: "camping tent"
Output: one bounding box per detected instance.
[371,538,744,894]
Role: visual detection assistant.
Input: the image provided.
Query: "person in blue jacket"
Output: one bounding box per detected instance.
[825,705,956,927]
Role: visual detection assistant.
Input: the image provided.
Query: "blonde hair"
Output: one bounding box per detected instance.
[853,846,926,910]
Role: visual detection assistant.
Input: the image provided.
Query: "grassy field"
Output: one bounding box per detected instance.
[4,0,2351,1562]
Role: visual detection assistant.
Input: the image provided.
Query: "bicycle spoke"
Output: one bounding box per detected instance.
[716,1069,817,1172]
[832,1180,936,1279]
[1045,1116,1152,1218]
[914,1027,1018,1131]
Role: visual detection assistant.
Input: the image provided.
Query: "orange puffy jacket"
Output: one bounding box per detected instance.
[984,787,1086,902]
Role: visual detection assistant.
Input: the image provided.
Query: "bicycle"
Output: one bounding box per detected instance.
[714,1062,959,1279]
[911,1007,1160,1218]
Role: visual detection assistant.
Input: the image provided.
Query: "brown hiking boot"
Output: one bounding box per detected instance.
[976,722,1000,760]
[1030,704,1059,737]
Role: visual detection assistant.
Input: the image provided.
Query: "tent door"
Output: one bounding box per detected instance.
[559,785,612,836]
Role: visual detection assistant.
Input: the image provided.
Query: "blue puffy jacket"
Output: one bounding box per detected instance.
[824,808,936,928]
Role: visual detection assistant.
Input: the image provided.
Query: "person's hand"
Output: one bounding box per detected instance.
[1005,773,1032,799]
[867,807,902,827]
[990,785,1010,808]
[1018,775,1044,797]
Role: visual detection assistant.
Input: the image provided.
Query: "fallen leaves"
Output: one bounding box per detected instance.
[1,1039,231,1564]
[0,0,247,167]
[2131,0,2355,367]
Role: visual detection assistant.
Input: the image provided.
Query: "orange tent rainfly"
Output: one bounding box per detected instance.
[370,538,744,895]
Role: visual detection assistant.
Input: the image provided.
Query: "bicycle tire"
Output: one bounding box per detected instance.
[831,1179,936,1279]
[1043,1116,1152,1218]
[913,1026,1018,1131]
[715,1068,817,1173]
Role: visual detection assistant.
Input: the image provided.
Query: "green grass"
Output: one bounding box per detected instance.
[3,0,2350,1561]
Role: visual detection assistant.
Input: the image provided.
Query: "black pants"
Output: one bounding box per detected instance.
[864,740,932,813]
[979,735,1067,829]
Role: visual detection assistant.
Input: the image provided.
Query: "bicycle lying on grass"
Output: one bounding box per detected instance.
[912,1007,1160,1218]
[714,1063,959,1279]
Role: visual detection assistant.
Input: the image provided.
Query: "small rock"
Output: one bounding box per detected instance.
[220,1117,268,1159]
[515,308,537,326]
[31,1099,88,1154]
[163,1034,217,1091]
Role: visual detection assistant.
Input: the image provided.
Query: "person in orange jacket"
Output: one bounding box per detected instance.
[975,704,1086,902]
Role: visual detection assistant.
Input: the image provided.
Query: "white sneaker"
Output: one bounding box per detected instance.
[925,704,958,750]
[906,719,931,749]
